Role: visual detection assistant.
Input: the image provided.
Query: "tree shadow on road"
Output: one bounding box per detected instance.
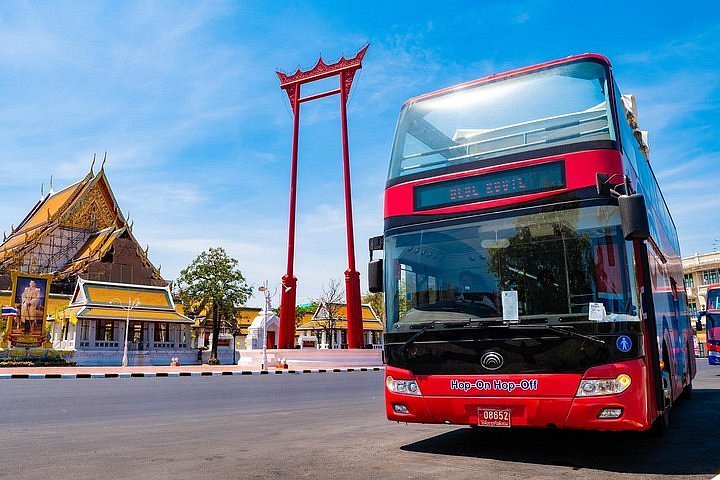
[400,389,719,476]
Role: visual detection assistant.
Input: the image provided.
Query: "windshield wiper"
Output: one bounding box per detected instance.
[398,318,502,354]
[398,321,438,354]
[508,324,606,346]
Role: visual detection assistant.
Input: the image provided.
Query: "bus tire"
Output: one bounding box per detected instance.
[681,349,693,400]
[681,381,692,400]
[649,349,673,437]
[649,407,670,437]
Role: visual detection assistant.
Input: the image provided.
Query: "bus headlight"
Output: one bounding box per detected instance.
[386,375,422,395]
[576,374,632,396]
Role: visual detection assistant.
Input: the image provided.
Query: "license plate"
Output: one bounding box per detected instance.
[477,408,512,428]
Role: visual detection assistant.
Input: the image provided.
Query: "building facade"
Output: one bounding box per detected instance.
[0,165,180,365]
[51,278,194,366]
[296,303,384,349]
[682,251,720,317]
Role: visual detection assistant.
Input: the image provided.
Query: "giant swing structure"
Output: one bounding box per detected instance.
[275,45,368,349]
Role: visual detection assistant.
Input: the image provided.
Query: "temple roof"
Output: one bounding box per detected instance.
[60,278,192,324]
[0,166,163,283]
[296,303,384,331]
[191,306,262,336]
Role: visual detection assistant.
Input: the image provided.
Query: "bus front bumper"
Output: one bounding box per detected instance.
[385,359,651,431]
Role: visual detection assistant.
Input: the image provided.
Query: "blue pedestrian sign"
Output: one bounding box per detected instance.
[616,335,632,353]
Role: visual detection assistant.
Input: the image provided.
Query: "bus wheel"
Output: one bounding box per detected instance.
[650,354,673,436]
[681,381,692,400]
[681,349,693,400]
[650,407,670,436]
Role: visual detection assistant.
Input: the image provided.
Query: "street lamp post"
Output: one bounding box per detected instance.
[257,281,273,371]
[111,297,140,368]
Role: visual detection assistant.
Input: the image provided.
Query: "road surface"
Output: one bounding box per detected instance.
[0,363,717,479]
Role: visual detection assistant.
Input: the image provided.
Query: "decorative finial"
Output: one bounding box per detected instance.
[101,151,107,170]
[49,175,54,195]
[47,209,51,222]
[3,232,6,242]
[90,153,96,173]
[130,220,134,231]
[41,182,44,197]
[145,244,149,255]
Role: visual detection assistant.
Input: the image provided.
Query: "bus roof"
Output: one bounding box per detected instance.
[404,53,612,108]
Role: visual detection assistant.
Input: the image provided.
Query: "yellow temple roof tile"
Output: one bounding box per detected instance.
[296,319,384,331]
[75,306,193,323]
[296,303,383,331]
[313,303,381,321]
[10,180,85,237]
[74,280,174,310]
[71,227,115,262]
[60,279,192,324]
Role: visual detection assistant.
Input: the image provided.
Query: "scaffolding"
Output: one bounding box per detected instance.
[20,226,92,275]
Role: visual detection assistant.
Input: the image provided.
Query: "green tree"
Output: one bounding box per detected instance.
[177,247,252,364]
[361,291,385,323]
[295,303,317,327]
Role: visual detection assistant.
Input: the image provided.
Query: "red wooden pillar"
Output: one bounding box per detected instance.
[278,81,301,350]
[339,71,364,349]
[276,46,368,349]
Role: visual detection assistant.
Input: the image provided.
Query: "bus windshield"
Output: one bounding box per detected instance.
[706,289,720,343]
[389,59,615,180]
[384,205,639,332]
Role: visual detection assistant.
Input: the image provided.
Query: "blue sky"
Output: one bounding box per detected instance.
[1,1,718,307]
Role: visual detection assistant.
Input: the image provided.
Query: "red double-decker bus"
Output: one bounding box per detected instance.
[368,54,695,433]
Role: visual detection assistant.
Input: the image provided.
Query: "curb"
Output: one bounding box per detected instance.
[0,366,384,380]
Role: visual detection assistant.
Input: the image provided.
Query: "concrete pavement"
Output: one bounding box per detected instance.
[0,348,385,378]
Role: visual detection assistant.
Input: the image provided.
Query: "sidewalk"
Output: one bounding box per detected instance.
[0,363,384,379]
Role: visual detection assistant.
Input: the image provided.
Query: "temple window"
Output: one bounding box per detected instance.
[95,320,115,341]
[154,322,169,342]
[80,320,89,341]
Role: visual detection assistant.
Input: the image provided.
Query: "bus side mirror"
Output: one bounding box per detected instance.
[619,194,650,240]
[368,235,384,293]
[697,312,706,331]
[368,259,383,293]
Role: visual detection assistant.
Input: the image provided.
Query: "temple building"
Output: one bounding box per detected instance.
[0,164,198,365]
[0,165,164,292]
[296,303,384,349]
[192,306,262,363]
[50,278,194,365]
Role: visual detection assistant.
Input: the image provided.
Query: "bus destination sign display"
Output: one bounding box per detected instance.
[414,161,565,210]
